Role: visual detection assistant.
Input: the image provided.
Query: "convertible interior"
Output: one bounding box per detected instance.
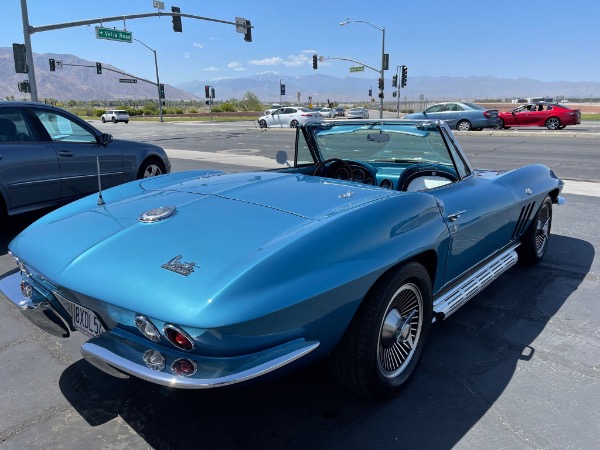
[287,121,467,192]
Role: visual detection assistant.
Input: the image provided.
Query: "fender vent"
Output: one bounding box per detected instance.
[511,202,535,240]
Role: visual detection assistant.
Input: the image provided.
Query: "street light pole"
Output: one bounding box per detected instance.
[135,38,163,122]
[340,18,386,119]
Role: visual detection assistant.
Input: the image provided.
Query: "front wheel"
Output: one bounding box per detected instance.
[290,120,299,128]
[329,262,433,399]
[258,119,267,128]
[456,120,472,131]
[101,117,106,123]
[518,196,553,264]
[496,119,504,129]
[546,117,561,130]
[138,159,165,179]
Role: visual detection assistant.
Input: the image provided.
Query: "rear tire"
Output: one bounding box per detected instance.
[518,196,553,264]
[111,117,116,123]
[329,262,432,399]
[456,120,472,131]
[546,117,561,130]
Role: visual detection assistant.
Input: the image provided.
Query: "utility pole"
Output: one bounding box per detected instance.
[20,0,38,101]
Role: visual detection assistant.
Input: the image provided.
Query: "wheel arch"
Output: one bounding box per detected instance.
[136,155,166,179]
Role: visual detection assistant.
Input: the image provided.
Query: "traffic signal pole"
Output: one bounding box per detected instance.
[20,0,38,101]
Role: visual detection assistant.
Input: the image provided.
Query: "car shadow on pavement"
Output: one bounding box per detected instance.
[56,234,593,449]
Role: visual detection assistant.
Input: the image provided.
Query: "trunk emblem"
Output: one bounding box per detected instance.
[161,256,197,276]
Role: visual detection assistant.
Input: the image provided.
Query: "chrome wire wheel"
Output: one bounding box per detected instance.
[378,283,423,378]
[534,201,551,257]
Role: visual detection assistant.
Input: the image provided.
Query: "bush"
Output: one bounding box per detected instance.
[174,108,184,114]
[189,108,198,113]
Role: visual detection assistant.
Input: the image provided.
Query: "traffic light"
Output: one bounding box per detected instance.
[392,75,397,87]
[96,62,102,74]
[159,84,165,99]
[244,20,252,42]
[211,87,215,99]
[401,65,408,88]
[280,84,286,96]
[49,58,56,72]
[312,54,318,70]
[205,85,210,98]
[12,43,27,74]
[172,6,182,32]
[368,89,372,97]
[378,77,384,90]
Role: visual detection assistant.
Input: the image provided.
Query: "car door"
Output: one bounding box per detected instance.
[280,108,296,127]
[0,107,61,212]
[267,108,285,127]
[31,107,124,201]
[439,103,463,128]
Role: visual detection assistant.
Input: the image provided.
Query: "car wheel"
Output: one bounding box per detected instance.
[497,118,504,129]
[329,262,433,399]
[456,120,472,131]
[138,159,165,179]
[258,119,267,128]
[290,120,299,128]
[101,117,106,123]
[125,120,129,124]
[518,195,553,264]
[111,117,117,123]
[546,117,561,130]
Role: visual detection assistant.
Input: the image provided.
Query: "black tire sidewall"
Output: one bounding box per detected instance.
[518,196,553,264]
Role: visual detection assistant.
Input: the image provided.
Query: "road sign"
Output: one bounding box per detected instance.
[119,78,138,83]
[95,27,133,43]
[350,66,365,73]
[55,60,63,69]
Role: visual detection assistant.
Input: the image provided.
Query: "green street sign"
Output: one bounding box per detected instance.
[95,27,133,43]
[350,66,365,73]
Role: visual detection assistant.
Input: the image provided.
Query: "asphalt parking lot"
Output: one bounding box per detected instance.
[0,124,598,449]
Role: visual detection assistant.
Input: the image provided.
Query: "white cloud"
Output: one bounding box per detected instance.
[283,53,310,67]
[249,57,284,66]
[228,61,246,72]
[193,42,204,49]
[184,52,190,59]
[203,66,219,71]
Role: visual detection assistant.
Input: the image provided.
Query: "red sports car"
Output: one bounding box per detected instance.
[498,103,581,130]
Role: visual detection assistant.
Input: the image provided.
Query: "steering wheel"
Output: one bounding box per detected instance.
[312,158,355,180]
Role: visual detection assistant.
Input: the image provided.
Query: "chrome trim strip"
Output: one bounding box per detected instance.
[433,244,519,319]
[81,336,319,389]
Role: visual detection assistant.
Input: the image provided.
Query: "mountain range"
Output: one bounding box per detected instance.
[3,47,600,102]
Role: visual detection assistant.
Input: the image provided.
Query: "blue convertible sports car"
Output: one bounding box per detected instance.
[0,119,563,399]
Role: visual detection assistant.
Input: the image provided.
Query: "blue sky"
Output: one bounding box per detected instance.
[4,0,600,87]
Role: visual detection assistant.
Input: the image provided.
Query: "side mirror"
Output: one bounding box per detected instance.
[99,133,113,146]
[275,150,289,166]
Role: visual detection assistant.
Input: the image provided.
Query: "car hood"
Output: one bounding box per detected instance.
[11,172,397,323]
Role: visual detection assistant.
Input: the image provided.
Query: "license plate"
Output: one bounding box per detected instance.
[65,301,105,338]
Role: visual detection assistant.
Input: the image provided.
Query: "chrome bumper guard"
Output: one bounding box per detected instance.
[81,332,319,389]
[0,270,71,337]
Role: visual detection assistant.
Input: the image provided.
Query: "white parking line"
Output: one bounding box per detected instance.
[165,149,599,197]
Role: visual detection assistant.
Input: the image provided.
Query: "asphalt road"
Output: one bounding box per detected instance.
[0,122,598,449]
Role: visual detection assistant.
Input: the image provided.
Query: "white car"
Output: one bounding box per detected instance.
[101,110,130,124]
[347,107,369,119]
[258,107,321,128]
[319,107,334,118]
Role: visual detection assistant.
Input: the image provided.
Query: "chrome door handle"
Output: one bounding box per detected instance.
[447,210,466,221]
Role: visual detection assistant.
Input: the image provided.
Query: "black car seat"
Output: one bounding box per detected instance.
[0,118,17,141]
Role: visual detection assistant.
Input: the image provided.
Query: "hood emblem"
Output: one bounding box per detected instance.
[161,256,197,277]
[139,206,176,223]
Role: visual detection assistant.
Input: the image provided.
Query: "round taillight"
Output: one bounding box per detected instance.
[135,315,161,342]
[172,358,198,377]
[163,325,195,351]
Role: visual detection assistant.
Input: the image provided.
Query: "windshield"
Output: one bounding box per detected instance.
[307,122,455,167]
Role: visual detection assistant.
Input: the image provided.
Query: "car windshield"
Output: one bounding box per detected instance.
[305,121,455,167]
[350,108,363,112]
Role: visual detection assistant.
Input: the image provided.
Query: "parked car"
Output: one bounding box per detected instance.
[333,107,346,117]
[347,107,369,119]
[497,103,581,130]
[404,102,500,131]
[101,109,130,124]
[319,107,334,118]
[0,101,171,226]
[1,118,563,399]
[258,107,320,128]
[264,105,283,115]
